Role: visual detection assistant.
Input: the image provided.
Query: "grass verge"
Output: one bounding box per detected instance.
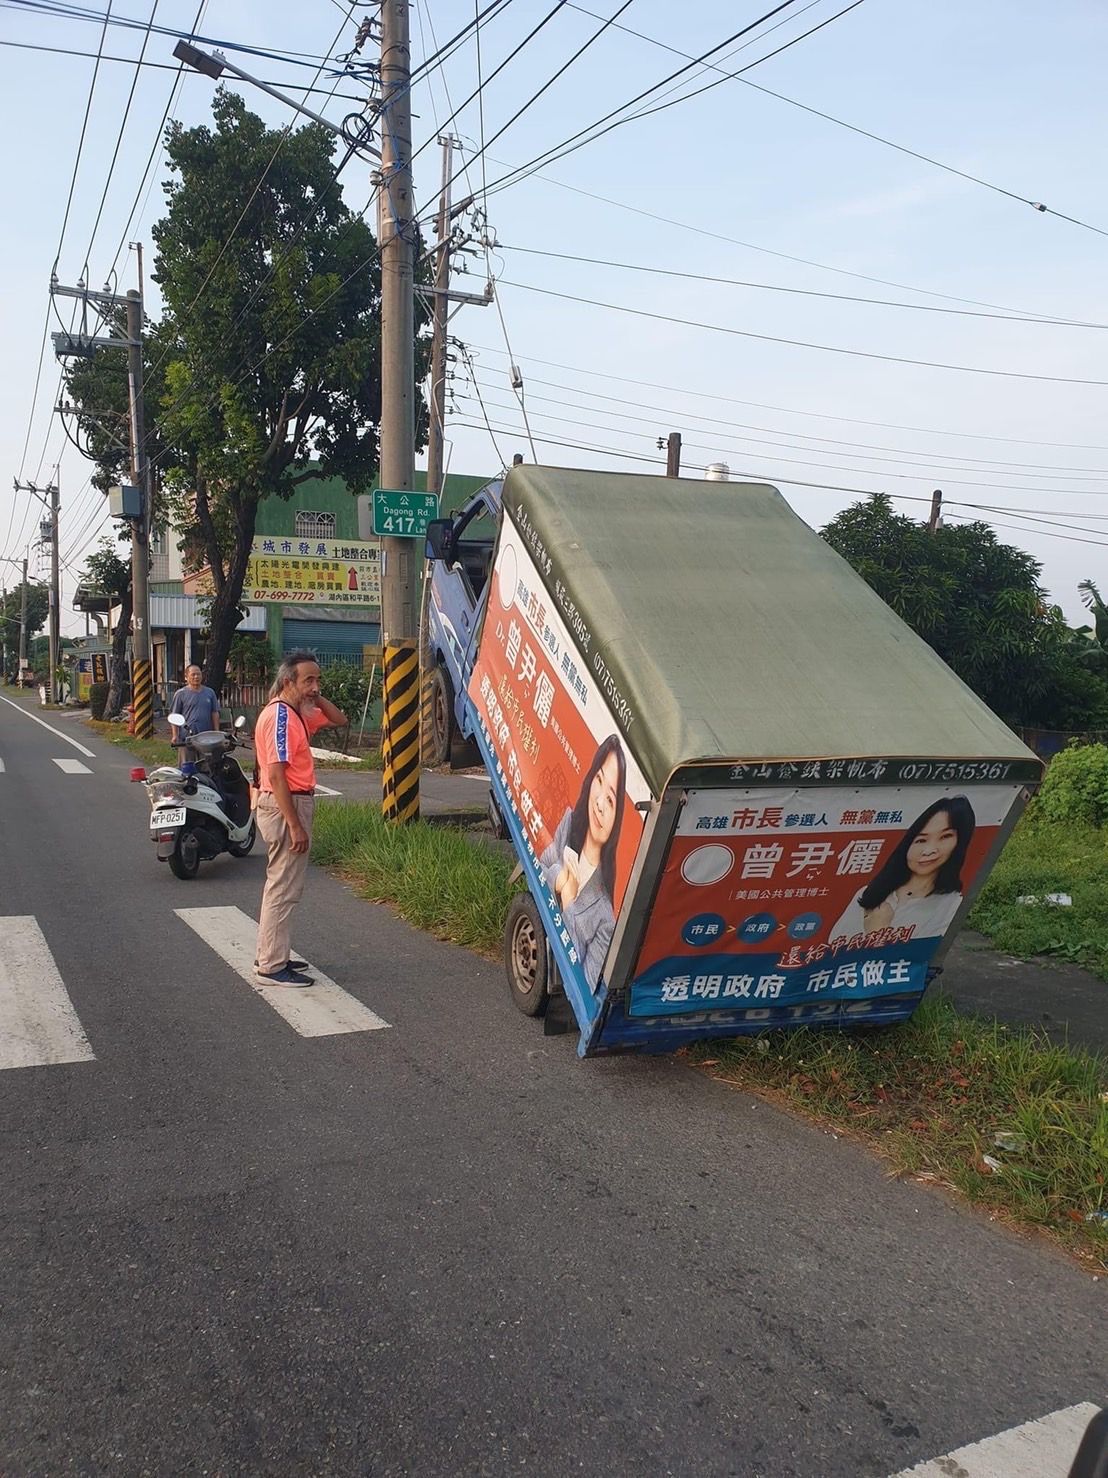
[690,998,1108,1271]
[970,810,1108,982]
[312,799,517,952]
[86,719,177,769]
[312,799,1107,1271]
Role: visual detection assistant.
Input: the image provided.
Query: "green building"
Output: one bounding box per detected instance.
[149,466,491,686]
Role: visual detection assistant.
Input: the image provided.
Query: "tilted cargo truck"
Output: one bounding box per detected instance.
[424,466,1042,1058]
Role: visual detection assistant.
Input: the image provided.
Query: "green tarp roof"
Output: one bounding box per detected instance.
[502,466,1037,797]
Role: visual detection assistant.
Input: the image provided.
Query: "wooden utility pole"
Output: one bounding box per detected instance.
[665,431,682,478]
[928,488,943,534]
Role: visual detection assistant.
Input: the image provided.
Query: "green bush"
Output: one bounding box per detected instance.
[89,681,109,721]
[1037,742,1108,828]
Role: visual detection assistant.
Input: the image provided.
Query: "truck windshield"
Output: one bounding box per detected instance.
[455,500,497,600]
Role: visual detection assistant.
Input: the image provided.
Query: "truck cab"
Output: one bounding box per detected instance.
[423,478,503,766]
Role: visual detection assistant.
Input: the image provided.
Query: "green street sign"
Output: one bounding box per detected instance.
[372,489,439,538]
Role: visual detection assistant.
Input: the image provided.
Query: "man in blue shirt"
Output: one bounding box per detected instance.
[169,665,220,760]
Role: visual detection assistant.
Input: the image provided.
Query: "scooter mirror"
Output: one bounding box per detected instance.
[234,715,247,730]
[167,712,186,726]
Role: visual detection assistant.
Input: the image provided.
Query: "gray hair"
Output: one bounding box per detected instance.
[270,649,318,698]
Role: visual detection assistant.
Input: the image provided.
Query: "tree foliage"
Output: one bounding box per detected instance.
[821,495,1108,729]
[151,90,429,690]
[1,582,49,667]
[80,538,133,717]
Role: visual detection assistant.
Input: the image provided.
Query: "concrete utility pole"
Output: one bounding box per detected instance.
[377,0,417,645]
[50,267,153,734]
[13,479,60,702]
[424,136,456,505]
[928,488,943,534]
[125,287,153,738]
[374,0,422,824]
[19,556,28,681]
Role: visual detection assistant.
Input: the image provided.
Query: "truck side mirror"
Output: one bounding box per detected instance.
[425,519,455,564]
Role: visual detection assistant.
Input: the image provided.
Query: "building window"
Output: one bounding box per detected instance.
[294,510,336,541]
[151,527,167,556]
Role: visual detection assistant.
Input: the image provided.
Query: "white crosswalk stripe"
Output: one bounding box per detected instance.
[314,782,342,797]
[0,756,5,772]
[0,916,96,1071]
[52,758,92,774]
[174,905,391,1038]
[891,1402,1102,1478]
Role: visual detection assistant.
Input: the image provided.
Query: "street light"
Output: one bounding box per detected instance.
[172,40,380,155]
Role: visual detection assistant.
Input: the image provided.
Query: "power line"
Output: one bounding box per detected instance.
[104,0,209,283]
[418,0,805,216]
[499,278,1108,386]
[80,0,161,276]
[0,38,369,100]
[466,370,1108,481]
[564,0,1108,241]
[1,0,355,71]
[477,154,1091,325]
[495,244,1108,330]
[467,384,1108,500]
[461,338,1108,452]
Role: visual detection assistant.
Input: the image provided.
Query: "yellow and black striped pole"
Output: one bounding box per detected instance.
[130,657,154,739]
[381,639,420,823]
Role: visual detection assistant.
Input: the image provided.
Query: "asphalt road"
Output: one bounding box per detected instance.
[0,694,1103,1477]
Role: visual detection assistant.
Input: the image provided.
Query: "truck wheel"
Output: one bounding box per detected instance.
[429,664,454,768]
[504,894,548,1017]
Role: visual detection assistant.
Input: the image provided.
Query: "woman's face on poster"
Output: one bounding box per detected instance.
[588,751,621,847]
[906,810,958,879]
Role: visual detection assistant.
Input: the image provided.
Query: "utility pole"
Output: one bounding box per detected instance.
[928,488,943,534]
[376,0,420,823]
[665,431,682,478]
[13,478,60,702]
[19,556,28,683]
[125,287,153,738]
[417,137,492,768]
[50,266,152,734]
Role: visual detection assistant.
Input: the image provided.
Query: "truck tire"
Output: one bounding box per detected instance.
[429,664,454,768]
[504,894,549,1017]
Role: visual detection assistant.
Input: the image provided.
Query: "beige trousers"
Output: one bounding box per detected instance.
[255,792,315,973]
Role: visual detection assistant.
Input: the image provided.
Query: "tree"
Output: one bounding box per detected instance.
[80,540,133,718]
[1,583,49,677]
[821,494,1108,729]
[150,90,429,692]
[1072,579,1108,676]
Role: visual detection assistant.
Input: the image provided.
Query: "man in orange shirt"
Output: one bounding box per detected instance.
[253,651,347,985]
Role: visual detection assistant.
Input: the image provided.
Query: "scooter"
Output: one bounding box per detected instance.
[133,713,256,879]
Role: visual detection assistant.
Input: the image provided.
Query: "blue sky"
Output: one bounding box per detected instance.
[1,0,1106,634]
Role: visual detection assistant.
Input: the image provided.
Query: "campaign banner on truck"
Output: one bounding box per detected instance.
[468,515,651,995]
[628,783,1022,1017]
[246,536,381,605]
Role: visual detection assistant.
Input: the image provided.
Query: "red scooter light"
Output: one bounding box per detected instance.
[130,767,147,782]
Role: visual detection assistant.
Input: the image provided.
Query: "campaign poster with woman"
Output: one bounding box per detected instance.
[628,782,1022,1016]
[468,517,651,996]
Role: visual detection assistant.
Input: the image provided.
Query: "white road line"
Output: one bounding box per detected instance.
[891,1402,1102,1478]
[0,757,5,773]
[174,905,391,1038]
[0,694,96,757]
[314,782,342,797]
[0,916,96,1071]
[52,758,92,775]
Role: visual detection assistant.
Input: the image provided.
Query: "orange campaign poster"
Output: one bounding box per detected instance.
[628,782,1023,1017]
[468,515,651,998]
